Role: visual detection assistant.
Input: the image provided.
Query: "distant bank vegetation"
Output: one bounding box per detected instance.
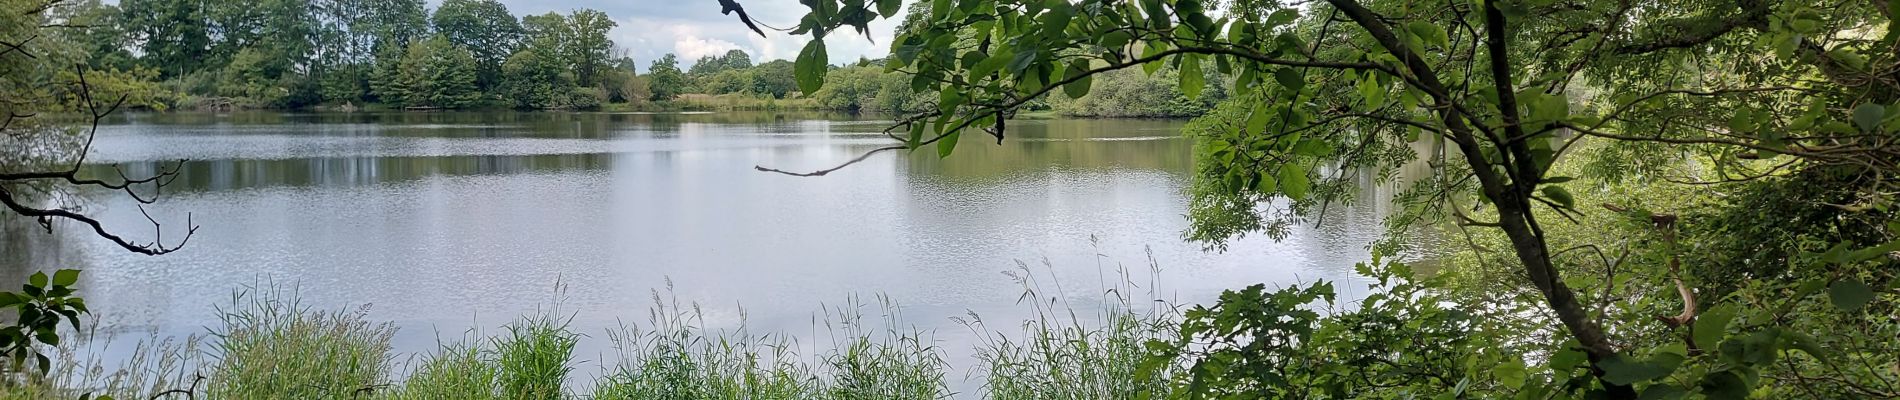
[40,0,1221,117]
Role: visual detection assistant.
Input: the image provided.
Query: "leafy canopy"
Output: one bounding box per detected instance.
[778,0,1900,396]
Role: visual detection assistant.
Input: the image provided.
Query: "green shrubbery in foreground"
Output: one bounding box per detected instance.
[0,261,1182,400]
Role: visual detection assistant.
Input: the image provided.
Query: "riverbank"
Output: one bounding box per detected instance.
[7,270,1178,400]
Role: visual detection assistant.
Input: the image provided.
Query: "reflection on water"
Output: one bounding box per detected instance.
[6,111,1426,391]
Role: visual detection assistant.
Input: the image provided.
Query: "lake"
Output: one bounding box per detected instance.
[2,111,1406,389]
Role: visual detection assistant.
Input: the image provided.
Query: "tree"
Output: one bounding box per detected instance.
[392,35,480,109]
[747,59,795,99]
[777,0,1899,398]
[501,46,570,109]
[2,1,194,376]
[431,0,522,89]
[118,0,211,78]
[701,69,752,94]
[564,9,615,86]
[690,49,754,75]
[204,0,316,75]
[52,0,138,71]
[719,49,753,70]
[689,55,727,75]
[354,0,429,54]
[645,53,686,101]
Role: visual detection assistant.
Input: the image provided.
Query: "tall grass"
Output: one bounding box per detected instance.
[2,259,1185,400]
[593,285,821,399]
[493,311,578,400]
[967,252,1182,400]
[203,285,396,400]
[817,295,948,400]
[0,330,203,400]
[382,339,498,400]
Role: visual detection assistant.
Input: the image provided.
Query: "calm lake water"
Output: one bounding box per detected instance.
[3,111,1412,389]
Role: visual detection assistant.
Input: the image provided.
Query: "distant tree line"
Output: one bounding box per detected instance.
[45,0,1220,116]
[61,0,650,110]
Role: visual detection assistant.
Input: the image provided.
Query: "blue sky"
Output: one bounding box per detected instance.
[433,0,903,72]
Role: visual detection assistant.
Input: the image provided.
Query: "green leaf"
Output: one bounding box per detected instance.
[1890,0,1900,27]
[1405,21,1448,47]
[52,270,78,287]
[906,122,926,149]
[1540,186,1575,209]
[1272,68,1304,92]
[1852,103,1886,133]
[1234,67,1257,97]
[1828,278,1874,311]
[930,0,951,20]
[1699,371,1750,399]
[1279,164,1310,200]
[795,40,829,95]
[1179,55,1204,99]
[1638,385,1688,400]
[1356,74,1385,109]
[938,87,965,115]
[1141,41,1167,75]
[1291,139,1333,157]
[1599,353,1683,385]
[1037,0,1074,33]
[29,272,47,289]
[1099,31,1133,49]
[0,293,22,307]
[1245,105,1271,134]
[971,52,1012,81]
[1727,109,1757,133]
[1790,18,1819,33]
[1062,60,1092,98]
[1006,49,1039,74]
[1492,360,1527,389]
[1784,330,1830,361]
[937,129,961,158]
[876,0,902,18]
[1694,303,1736,349]
[1263,9,1298,27]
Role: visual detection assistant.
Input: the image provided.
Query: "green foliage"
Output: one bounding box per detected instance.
[748,60,798,99]
[384,341,500,400]
[646,54,688,101]
[0,270,90,375]
[809,65,925,113]
[500,46,571,110]
[76,0,628,109]
[520,10,617,87]
[493,312,578,400]
[430,0,522,89]
[1141,260,1496,399]
[1048,68,1223,118]
[781,0,1900,397]
[204,286,395,400]
[388,35,481,109]
[689,50,754,75]
[971,259,1183,400]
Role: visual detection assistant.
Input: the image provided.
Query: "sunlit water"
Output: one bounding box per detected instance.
[3,111,1418,394]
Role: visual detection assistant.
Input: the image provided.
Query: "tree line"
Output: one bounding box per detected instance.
[56,0,693,110]
[45,0,1238,115]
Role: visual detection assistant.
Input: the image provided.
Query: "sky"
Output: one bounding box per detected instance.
[428,0,903,72]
